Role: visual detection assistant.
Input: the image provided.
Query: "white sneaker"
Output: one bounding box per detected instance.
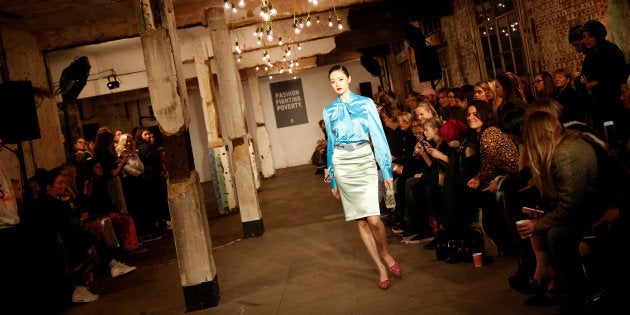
[72,286,99,303]
[110,259,137,278]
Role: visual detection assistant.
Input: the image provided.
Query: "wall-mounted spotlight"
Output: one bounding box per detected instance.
[106,71,120,90]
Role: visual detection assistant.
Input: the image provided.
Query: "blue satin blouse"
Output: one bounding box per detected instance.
[322,91,393,189]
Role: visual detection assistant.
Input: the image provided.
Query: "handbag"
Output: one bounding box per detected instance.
[109,212,139,251]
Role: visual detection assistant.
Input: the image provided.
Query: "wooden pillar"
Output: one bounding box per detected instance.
[138,0,219,311]
[192,41,238,215]
[246,68,275,179]
[205,7,264,238]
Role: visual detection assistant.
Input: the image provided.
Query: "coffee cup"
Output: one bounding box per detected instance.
[472,252,483,267]
[515,219,531,239]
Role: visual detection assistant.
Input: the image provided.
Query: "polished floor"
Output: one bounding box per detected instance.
[61,164,559,315]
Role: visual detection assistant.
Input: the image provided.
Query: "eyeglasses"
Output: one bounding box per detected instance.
[534,79,544,84]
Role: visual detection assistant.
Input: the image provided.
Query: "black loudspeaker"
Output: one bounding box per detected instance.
[359,82,373,98]
[415,46,442,82]
[0,81,41,144]
[360,56,381,77]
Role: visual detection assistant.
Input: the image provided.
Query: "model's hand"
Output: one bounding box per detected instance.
[331,188,340,200]
[384,178,393,190]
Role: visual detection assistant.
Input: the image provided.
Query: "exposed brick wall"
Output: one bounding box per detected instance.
[433,0,624,89]
[440,0,482,87]
[524,0,609,73]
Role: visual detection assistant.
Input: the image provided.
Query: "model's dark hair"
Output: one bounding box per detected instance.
[328,64,349,77]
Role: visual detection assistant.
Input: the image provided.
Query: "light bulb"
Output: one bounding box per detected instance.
[328,16,333,27]
[337,19,343,30]
[306,16,312,27]
[297,43,302,50]
[223,0,230,9]
[238,0,246,8]
[316,16,321,24]
[278,37,283,46]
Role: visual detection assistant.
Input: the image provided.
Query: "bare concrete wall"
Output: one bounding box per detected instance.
[0,26,65,179]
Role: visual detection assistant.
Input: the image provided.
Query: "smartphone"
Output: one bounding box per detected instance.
[421,139,433,150]
[522,206,544,219]
[603,121,616,147]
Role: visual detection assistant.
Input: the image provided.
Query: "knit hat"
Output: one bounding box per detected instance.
[421,88,436,96]
[439,119,468,142]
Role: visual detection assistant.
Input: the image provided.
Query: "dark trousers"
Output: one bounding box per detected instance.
[1,226,28,313]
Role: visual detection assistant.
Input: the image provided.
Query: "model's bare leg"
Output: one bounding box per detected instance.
[357,219,388,282]
[366,215,396,268]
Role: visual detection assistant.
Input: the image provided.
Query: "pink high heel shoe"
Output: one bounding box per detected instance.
[388,261,401,277]
[378,279,391,290]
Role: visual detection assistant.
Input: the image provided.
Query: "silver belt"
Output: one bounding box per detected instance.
[335,141,369,151]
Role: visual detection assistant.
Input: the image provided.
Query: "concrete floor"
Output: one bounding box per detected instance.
[62,164,558,315]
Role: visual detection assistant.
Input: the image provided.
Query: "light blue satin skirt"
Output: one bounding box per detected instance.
[332,144,379,221]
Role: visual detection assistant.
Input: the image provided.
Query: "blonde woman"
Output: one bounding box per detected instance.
[518,111,601,307]
[414,102,439,125]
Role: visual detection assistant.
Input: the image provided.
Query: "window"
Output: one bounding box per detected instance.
[474,0,526,78]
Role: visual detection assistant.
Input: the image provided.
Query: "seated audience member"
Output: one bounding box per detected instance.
[437,119,482,262]
[403,91,421,112]
[436,87,451,119]
[81,158,143,252]
[73,137,91,163]
[403,118,450,246]
[312,119,328,174]
[533,71,555,101]
[21,168,99,309]
[414,102,439,125]
[391,119,430,239]
[517,111,605,312]
[466,100,520,255]
[450,88,473,124]
[494,71,527,127]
